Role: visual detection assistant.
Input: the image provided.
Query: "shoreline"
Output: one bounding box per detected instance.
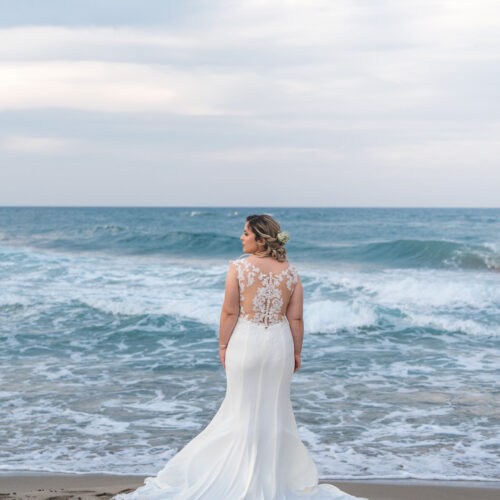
[1,473,499,500]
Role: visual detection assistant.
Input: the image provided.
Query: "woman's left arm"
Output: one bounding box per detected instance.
[218,263,239,369]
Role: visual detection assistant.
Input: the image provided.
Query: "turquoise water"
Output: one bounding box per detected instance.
[1,207,499,480]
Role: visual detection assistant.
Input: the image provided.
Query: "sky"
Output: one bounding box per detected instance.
[0,0,499,207]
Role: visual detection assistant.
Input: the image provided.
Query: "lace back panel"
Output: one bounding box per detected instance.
[230,258,299,328]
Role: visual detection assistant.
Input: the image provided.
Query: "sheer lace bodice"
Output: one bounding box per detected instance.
[230,257,299,328]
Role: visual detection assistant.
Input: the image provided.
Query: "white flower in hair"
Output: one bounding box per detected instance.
[277,230,290,244]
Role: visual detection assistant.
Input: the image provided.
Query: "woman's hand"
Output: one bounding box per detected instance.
[219,346,227,370]
[293,352,301,373]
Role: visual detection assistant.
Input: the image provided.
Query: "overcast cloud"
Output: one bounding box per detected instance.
[0,0,499,207]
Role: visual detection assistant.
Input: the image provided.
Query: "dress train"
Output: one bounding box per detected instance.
[112,317,367,499]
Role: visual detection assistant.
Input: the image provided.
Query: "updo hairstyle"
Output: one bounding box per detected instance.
[246,214,288,263]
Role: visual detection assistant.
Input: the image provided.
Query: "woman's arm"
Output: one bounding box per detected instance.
[218,263,239,369]
[286,276,304,373]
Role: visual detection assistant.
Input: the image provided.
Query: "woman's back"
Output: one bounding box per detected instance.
[230,255,299,328]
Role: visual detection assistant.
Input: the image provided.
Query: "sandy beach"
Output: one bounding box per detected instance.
[1,473,499,500]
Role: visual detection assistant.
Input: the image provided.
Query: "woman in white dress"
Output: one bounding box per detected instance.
[112,214,367,500]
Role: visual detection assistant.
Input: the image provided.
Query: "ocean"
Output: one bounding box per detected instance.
[1,206,499,481]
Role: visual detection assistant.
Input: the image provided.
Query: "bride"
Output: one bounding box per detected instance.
[112,214,367,499]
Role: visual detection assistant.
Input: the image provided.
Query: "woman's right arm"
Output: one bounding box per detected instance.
[286,276,304,372]
[218,263,240,369]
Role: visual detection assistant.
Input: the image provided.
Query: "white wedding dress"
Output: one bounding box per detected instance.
[112,257,367,500]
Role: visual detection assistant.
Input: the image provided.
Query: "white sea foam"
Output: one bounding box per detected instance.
[305,299,377,333]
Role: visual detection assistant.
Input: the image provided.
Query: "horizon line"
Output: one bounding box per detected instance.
[0,205,499,209]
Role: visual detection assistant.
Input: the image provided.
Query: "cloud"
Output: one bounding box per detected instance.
[0,57,446,116]
[0,61,178,113]
[0,1,499,118]
[0,61,287,115]
[366,134,500,172]
[0,0,499,206]
[0,25,197,61]
[0,135,79,154]
[190,146,346,163]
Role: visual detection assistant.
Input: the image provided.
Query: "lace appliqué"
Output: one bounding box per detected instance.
[230,258,298,328]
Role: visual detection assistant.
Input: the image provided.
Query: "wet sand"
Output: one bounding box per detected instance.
[1,473,500,500]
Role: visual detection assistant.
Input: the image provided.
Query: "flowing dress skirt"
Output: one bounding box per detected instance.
[112,316,367,499]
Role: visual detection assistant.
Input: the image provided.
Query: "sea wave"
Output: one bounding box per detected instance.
[2,232,500,271]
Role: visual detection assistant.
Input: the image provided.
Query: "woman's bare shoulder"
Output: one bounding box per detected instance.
[228,254,248,267]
